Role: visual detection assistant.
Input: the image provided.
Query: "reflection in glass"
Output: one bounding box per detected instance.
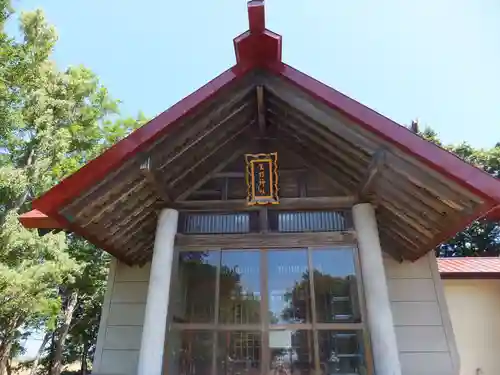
[311,249,360,323]
[219,251,261,324]
[217,331,261,375]
[267,249,310,324]
[168,330,213,375]
[269,330,315,375]
[173,251,219,323]
[318,330,366,374]
[168,248,368,375]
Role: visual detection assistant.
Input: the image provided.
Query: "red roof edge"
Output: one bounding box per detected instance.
[441,272,500,279]
[32,66,242,216]
[19,210,64,229]
[266,62,500,253]
[485,206,500,222]
[438,257,500,279]
[271,63,500,204]
[438,256,500,269]
[31,0,282,218]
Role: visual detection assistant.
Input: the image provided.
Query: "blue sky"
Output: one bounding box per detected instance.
[6,0,500,149]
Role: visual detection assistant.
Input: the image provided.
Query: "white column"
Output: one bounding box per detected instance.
[352,203,402,375]
[137,208,179,375]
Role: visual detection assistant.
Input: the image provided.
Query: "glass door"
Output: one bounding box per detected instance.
[166,249,263,375]
[166,247,371,375]
[265,249,315,375]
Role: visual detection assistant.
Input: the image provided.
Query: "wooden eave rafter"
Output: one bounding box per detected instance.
[171,196,356,212]
[357,150,386,202]
[140,157,171,203]
[19,0,500,264]
[256,85,266,135]
[174,135,254,201]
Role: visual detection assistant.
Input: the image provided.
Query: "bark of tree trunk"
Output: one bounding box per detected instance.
[48,330,56,374]
[0,146,36,227]
[0,315,21,375]
[80,344,88,375]
[29,331,52,375]
[50,291,78,375]
[0,341,13,375]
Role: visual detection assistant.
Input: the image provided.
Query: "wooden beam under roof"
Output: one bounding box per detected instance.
[214,168,308,179]
[157,101,253,170]
[277,135,354,194]
[357,149,386,201]
[170,196,356,211]
[274,122,363,188]
[256,85,266,135]
[266,78,483,204]
[268,106,369,172]
[176,231,356,249]
[61,79,256,216]
[175,146,247,201]
[168,124,251,188]
[140,157,171,202]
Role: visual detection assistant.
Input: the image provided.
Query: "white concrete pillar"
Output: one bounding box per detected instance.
[352,203,402,375]
[137,208,179,375]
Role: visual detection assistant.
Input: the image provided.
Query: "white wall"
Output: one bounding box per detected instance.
[443,278,500,375]
[384,252,460,375]
[93,259,150,375]
[94,252,459,375]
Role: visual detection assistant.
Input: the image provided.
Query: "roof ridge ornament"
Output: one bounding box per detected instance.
[248,0,266,33]
[233,0,282,71]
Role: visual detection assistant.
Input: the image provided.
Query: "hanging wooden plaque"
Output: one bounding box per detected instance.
[245,152,279,206]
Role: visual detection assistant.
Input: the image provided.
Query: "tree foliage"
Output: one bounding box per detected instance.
[0,1,145,374]
[414,123,500,257]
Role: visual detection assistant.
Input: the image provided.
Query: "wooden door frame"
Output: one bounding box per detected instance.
[169,242,373,375]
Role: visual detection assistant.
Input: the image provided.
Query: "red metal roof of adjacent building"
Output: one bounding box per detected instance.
[438,257,500,278]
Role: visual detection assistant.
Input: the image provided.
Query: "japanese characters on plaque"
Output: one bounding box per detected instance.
[245,152,279,206]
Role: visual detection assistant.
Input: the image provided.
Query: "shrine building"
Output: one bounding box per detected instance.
[19,2,500,375]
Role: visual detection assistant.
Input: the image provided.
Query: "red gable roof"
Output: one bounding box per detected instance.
[19,1,500,252]
[438,257,500,279]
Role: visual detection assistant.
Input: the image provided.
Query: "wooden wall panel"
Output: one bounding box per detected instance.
[93,260,151,375]
[384,252,458,375]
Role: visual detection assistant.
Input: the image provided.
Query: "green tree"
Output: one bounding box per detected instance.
[411,122,500,257]
[0,212,78,375]
[28,121,145,375]
[437,142,500,257]
[45,238,109,375]
[0,1,145,374]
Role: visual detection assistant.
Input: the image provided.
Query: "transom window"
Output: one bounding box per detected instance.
[177,210,350,234]
[166,247,372,375]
